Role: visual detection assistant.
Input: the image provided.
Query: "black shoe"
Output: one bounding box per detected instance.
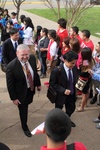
[89,89,93,98]
[24,129,32,137]
[97,102,100,106]
[71,121,76,127]
[90,95,97,104]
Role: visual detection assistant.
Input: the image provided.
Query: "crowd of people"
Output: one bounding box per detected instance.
[0,6,100,150]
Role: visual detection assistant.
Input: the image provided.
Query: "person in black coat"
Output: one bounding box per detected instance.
[2,28,23,65]
[6,44,41,137]
[49,50,78,127]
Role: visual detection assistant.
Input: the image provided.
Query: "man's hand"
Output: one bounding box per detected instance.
[64,89,71,95]
[13,99,21,106]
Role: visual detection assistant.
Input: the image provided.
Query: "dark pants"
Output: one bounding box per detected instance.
[55,95,75,117]
[18,88,34,131]
[41,57,47,74]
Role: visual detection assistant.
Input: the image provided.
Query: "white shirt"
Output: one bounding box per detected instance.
[11,38,18,49]
[63,63,73,81]
[23,27,34,45]
[11,18,18,24]
[20,61,34,88]
[50,41,58,60]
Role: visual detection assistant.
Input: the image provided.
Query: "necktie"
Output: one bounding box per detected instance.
[14,42,17,51]
[25,63,34,91]
[68,69,74,95]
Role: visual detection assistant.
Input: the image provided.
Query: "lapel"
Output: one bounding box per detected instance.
[15,58,26,79]
[61,65,69,82]
[9,39,14,50]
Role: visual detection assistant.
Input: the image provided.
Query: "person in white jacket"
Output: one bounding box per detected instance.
[23,17,35,55]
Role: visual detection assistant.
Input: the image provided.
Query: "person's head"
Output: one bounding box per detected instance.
[4,9,9,15]
[62,37,71,49]
[48,29,60,47]
[16,44,30,63]
[45,108,71,143]
[6,20,13,29]
[36,25,42,35]
[23,17,34,31]
[95,42,100,53]
[81,29,91,40]
[9,28,19,41]
[57,18,67,29]
[69,38,80,53]
[40,28,48,37]
[20,15,26,23]
[81,47,92,62]
[0,142,10,150]
[70,26,79,37]
[81,47,94,71]
[11,12,17,19]
[63,50,78,69]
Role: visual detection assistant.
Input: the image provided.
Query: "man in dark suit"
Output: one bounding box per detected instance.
[49,50,78,127]
[2,28,23,65]
[6,44,41,137]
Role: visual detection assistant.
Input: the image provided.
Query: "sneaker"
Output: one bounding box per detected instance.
[90,95,97,104]
[93,118,100,123]
[96,123,100,129]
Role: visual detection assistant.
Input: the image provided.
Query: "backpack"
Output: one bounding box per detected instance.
[67,143,74,150]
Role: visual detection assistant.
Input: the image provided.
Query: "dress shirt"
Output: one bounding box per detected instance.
[11,38,18,49]
[20,61,34,88]
[63,63,73,81]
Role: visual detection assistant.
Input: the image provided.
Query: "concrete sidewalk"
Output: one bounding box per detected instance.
[0,10,100,150]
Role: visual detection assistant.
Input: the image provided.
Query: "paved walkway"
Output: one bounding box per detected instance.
[0,9,100,150]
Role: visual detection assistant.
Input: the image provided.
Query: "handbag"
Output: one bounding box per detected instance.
[75,77,87,91]
[47,86,57,103]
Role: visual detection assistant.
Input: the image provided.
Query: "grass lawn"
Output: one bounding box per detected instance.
[26,7,100,38]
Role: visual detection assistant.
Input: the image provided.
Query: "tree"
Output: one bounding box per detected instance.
[0,0,7,8]
[12,0,25,20]
[42,0,94,30]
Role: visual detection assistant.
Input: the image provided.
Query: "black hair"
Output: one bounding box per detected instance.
[42,28,48,36]
[34,25,42,43]
[81,47,92,62]
[63,50,78,62]
[11,12,17,16]
[48,29,60,47]
[4,9,8,14]
[6,20,13,26]
[20,15,26,23]
[57,18,67,29]
[63,37,71,48]
[9,28,19,35]
[70,38,80,53]
[82,29,91,38]
[0,142,10,150]
[23,17,34,31]
[45,108,71,142]
[72,26,79,34]
[98,42,100,45]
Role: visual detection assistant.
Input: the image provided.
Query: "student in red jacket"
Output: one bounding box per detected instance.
[40,108,87,150]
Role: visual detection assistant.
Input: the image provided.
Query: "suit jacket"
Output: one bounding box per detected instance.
[49,64,78,105]
[6,55,41,104]
[2,38,23,65]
